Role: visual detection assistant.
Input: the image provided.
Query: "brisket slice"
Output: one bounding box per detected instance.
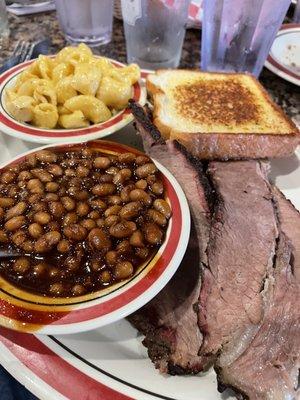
[128,101,211,374]
[129,223,205,375]
[130,101,211,256]
[129,102,300,397]
[199,161,279,359]
[274,188,300,281]
[216,190,300,400]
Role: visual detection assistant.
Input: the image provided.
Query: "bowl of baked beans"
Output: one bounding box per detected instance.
[0,140,190,334]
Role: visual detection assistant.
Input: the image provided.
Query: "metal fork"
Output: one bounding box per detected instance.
[12,40,35,63]
[0,250,44,260]
[0,250,22,259]
[0,40,34,74]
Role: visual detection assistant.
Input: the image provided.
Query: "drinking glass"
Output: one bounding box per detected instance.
[54,0,114,47]
[0,0,9,40]
[121,0,190,69]
[201,0,292,76]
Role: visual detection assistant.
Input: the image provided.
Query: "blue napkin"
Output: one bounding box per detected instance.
[0,366,37,400]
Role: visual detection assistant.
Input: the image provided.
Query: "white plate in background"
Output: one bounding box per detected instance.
[265,23,300,86]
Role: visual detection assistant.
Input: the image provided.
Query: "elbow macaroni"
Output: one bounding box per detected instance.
[71,63,102,96]
[33,103,59,129]
[64,95,111,124]
[5,95,36,122]
[97,76,132,110]
[58,110,90,129]
[56,77,77,104]
[4,43,141,129]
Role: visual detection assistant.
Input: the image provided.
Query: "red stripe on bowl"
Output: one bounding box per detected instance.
[141,70,150,79]
[0,60,34,84]
[0,327,133,400]
[0,109,125,137]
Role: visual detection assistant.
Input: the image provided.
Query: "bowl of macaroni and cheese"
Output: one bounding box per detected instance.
[0,44,147,144]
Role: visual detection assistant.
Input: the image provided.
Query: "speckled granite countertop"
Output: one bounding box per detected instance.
[1,11,299,126]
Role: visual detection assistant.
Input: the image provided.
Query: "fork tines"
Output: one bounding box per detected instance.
[12,40,33,63]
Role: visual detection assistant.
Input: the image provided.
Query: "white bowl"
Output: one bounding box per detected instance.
[0,140,190,334]
[0,58,147,144]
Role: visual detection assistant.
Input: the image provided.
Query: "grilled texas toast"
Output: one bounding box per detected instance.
[147,70,299,160]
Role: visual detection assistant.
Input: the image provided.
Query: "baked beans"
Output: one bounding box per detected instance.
[0,146,171,297]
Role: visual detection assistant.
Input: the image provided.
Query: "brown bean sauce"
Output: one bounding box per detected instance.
[0,147,171,297]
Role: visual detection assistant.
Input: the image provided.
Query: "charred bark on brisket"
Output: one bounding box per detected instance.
[128,101,211,374]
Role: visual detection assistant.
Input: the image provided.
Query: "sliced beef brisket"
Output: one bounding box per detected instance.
[199,161,278,358]
[217,190,300,400]
[128,101,211,374]
[129,222,206,374]
[129,101,299,399]
[274,187,300,281]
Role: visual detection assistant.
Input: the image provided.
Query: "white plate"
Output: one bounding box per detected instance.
[265,23,300,86]
[0,126,299,399]
[0,321,231,400]
[0,58,147,144]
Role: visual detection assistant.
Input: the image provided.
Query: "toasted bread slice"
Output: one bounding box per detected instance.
[147,70,299,160]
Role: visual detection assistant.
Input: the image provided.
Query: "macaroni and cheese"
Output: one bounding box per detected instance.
[4,44,141,129]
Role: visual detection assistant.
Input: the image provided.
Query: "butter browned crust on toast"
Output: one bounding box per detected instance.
[147,70,300,160]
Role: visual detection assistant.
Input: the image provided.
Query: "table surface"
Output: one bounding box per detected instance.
[0,11,299,126]
[0,9,299,400]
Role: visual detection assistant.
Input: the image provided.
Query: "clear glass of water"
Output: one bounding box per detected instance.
[201,0,292,76]
[0,0,10,40]
[54,0,114,47]
[121,0,190,69]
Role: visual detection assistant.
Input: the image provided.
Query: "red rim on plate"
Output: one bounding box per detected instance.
[0,326,184,400]
[0,328,133,400]
[0,140,190,335]
[265,24,300,86]
[0,59,147,143]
